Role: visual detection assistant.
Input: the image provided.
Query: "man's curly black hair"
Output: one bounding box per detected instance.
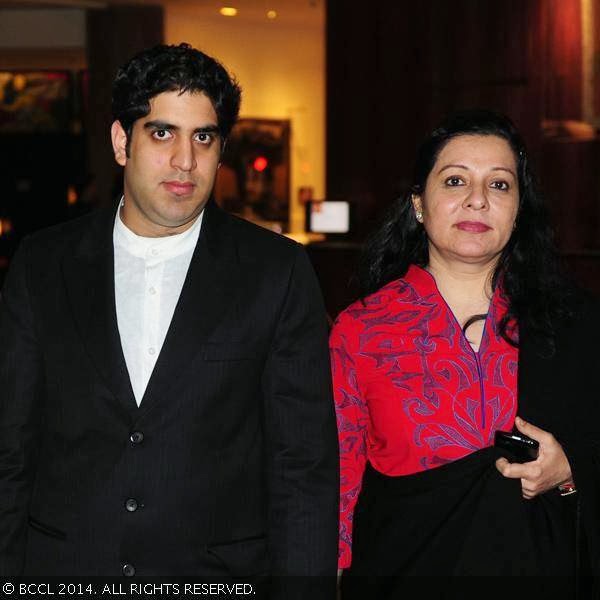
[112,43,241,153]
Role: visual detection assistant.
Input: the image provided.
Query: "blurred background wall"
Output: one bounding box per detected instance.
[166,2,324,233]
[0,0,598,317]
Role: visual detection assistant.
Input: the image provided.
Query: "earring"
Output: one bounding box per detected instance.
[415,210,423,223]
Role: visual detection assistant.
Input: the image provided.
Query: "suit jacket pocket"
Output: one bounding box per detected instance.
[207,536,269,576]
[200,342,258,362]
[28,516,67,540]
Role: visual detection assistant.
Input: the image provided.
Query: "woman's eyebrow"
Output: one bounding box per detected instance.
[437,163,468,174]
[491,166,517,178]
[436,164,516,178]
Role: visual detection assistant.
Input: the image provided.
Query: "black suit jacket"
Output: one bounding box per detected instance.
[0,201,339,579]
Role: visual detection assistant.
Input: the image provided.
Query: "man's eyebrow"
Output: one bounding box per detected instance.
[193,125,220,135]
[143,121,220,135]
[144,120,177,131]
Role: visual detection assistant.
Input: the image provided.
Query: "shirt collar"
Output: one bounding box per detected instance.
[403,264,514,343]
[113,197,203,261]
[403,264,509,313]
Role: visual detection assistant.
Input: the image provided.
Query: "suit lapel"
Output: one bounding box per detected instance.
[62,204,137,416]
[137,202,241,416]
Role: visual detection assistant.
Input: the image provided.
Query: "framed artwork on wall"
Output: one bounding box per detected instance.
[0,70,74,133]
[214,118,290,233]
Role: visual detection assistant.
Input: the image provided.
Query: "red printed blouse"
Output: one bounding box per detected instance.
[330,265,519,568]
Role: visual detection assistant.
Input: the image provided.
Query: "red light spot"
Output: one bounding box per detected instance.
[253,156,268,172]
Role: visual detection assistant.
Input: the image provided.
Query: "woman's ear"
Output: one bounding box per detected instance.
[411,194,424,223]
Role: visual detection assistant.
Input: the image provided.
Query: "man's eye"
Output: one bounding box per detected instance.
[491,180,509,191]
[195,132,213,145]
[152,129,172,140]
[445,176,464,186]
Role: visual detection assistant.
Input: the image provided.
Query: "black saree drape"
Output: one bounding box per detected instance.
[341,293,600,599]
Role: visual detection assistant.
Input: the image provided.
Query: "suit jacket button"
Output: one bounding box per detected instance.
[125,498,138,512]
[122,563,135,577]
[130,431,144,444]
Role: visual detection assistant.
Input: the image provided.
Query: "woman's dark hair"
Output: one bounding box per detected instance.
[112,43,241,152]
[358,108,570,346]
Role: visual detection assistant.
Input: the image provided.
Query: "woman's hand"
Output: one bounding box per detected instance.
[495,416,573,499]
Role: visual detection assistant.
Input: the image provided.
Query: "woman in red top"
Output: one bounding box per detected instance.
[332,110,600,593]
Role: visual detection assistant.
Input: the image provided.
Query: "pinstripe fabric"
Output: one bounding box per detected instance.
[0,201,339,583]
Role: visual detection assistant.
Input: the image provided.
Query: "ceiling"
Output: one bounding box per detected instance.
[1,0,324,26]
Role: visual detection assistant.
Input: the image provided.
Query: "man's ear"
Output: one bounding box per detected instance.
[111,120,128,167]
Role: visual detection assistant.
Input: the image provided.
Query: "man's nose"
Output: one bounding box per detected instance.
[171,138,196,172]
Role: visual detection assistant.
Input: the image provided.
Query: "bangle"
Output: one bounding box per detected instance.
[558,482,577,496]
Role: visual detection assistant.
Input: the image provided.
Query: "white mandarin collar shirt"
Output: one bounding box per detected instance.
[113,202,203,405]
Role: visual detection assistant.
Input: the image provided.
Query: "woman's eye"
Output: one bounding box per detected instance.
[445,176,463,186]
[491,180,509,191]
[152,129,172,140]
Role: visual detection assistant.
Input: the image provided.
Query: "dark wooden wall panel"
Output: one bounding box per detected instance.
[325,0,599,307]
[541,0,583,120]
[327,0,542,232]
[593,4,600,116]
[541,139,600,251]
[326,1,381,236]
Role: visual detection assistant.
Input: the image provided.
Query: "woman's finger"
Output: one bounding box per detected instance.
[514,416,553,445]
[495,457,529,479]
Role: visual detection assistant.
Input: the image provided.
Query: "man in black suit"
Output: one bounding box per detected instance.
[0,43,338,585]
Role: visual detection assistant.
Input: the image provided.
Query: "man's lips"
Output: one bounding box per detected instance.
[163,181,196,196]
[454,221,491,233]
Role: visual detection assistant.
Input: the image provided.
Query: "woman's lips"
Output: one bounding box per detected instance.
[163,181,195,196]
[455,221,491,233]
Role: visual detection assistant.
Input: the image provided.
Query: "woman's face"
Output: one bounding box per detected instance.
[412,134,519,269]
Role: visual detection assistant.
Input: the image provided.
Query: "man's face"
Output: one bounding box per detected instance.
[111,90,222,237]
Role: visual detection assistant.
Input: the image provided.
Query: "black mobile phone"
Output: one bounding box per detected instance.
[494,430,539,463]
